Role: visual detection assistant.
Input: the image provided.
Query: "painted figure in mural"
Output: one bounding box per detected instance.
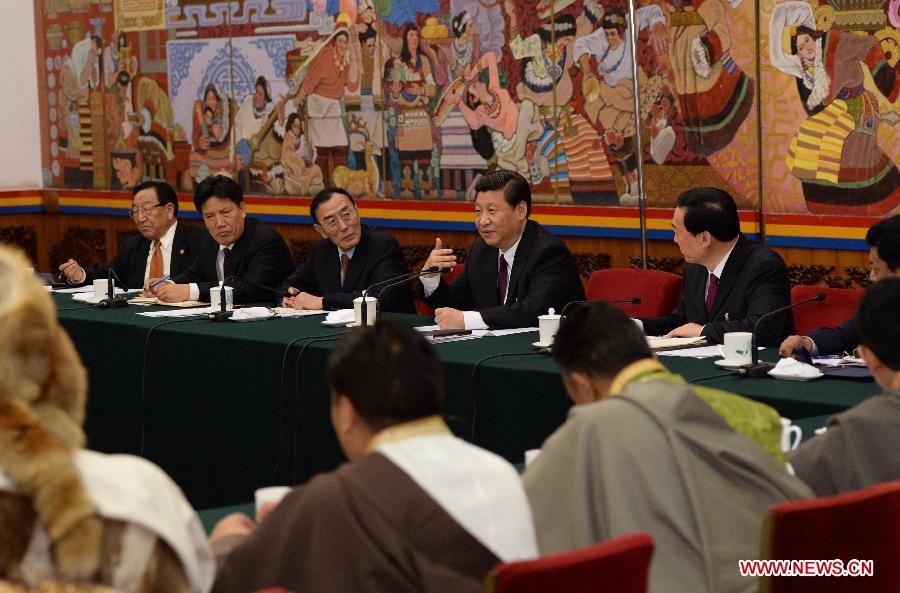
[573,5,667,205]
[280,112,325,196]
[662,0,754,157]
[449,51,542,180]
[59,35,102,175]
[234,76,287,174]
[103,30,136,88]
[389,23,437,199]
[512,14,617,205]
[430,10,490,198]
[189,83,233,183]
[770,1,900,216]
[348,1,387,185]
[296,22,362,189]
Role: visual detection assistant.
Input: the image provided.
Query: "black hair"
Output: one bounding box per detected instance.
[875,227,900,273]
[790,25,824,56]
[400,23,425,66]
[285,112,303,134]
[856,277,900,371]
[865,215,900,246]
[675,187,740,242]
[359,26,377,45]
[116,70,131,87]
[254,75,272,104]
[202,83,222,104]
[133,180,179,216]
[470,126,496,161]
[310,187,356,223]
[552,302,652,379]
[601,8,627,33]
[326,319,444,432]
[451,11,472,38]
[193,174,243,213]
[203,105,214,116]
[537,14,576,44]
[473,169,532,216]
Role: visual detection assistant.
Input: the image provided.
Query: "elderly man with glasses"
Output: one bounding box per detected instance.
[58,180,205,290]
[278,188,414,313]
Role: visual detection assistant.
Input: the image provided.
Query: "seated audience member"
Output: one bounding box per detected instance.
[523,302,811,593]
[789,278,900,496]
[779,217,900,357]
[419,170,584,329]
[279,188,414,312]
[145,174,293,304]
[638,187,793,346]
[0,245,213,591]
[210,320,537,593]
[58,181,205,289]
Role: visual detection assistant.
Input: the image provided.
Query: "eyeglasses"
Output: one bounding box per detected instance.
[319,207,358,232]
[129,203,165,219]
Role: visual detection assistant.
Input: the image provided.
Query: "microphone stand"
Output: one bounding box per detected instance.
[360,266,450,326]
[743,293,826,378]
[99,267,129,308]
[561,297,641,318]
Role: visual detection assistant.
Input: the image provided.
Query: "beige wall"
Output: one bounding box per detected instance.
[0,0,41,189]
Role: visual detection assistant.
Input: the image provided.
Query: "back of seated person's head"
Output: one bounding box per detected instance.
[856,278,900,389]
[552,302,652,404]
[675,187,740,242]
[326,319,444,457]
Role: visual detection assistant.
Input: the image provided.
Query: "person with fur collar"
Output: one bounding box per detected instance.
[0,245,214,592]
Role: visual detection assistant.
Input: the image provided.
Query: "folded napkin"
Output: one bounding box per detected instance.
[229,307,273,321]
[325,309,355,324]
[768,357,823,380]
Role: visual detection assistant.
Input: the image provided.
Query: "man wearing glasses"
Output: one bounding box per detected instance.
[58,180,205,289]
[278,188,414,312]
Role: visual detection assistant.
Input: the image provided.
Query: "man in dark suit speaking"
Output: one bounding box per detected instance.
[278,188,414,313]
[420,170,584,329]
[58,181,205,289]
[145,175,292,304]
[638,187,792,346]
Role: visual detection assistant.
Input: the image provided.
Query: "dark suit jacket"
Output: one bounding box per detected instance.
[173,217,293,304]
[422,219,585,329]
[808,316,859,355]
[639,234,793,346]
[81,221,206,290]
[278,225,414,313]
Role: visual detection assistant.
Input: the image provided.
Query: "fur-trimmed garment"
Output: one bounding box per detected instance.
[0,245,213,592]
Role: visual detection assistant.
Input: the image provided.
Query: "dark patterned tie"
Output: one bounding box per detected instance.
[705,273,718,316]
[497,254,508,305]
[340,253,350,287]
[220,247,230,282]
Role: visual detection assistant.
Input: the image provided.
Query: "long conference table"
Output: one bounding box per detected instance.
[54,294,880,509]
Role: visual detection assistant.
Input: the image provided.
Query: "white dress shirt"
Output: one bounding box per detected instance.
[188,241,234,302]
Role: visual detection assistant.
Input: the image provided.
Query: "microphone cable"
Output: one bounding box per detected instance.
[139,317,209,456]
[469,350,550,442]
[687,371,743,384]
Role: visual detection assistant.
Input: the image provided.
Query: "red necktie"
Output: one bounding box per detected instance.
[497,255,508,305]
[705,273,718,315]
[340,253,350,287]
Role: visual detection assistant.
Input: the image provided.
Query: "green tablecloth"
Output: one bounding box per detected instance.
[54,294,878,508]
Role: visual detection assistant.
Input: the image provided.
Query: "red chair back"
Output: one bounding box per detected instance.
[586,268,683,317]
[416,263,465,316]
[485,533,654,593]
[760,480,900,593]
[790,285,862,335]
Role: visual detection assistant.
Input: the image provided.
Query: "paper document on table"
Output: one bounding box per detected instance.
[473,327,539,337]
[53,286,95,294]
[647,336,707,350]
[656,344,764,358]
[812,356,867,367]
[128,297,207,307]
[272,308,326,317]
[137,307,216,318]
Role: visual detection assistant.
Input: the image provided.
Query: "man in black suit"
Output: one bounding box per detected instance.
[638,187,792,346]
[779,217,900,357]
[58,181,205,289]
[145,175,293,304]
[419,170,584,329]
[278,188,414,313]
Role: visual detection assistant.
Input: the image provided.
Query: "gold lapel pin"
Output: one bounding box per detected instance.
[725,312,730,321]
[179,248,185,255]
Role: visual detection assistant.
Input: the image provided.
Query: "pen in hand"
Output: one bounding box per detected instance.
[149,274,171,289]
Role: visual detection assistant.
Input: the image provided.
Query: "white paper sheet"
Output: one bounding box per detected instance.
[137,307,216,318]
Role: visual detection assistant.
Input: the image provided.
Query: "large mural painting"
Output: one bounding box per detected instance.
[35,0,899,215]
